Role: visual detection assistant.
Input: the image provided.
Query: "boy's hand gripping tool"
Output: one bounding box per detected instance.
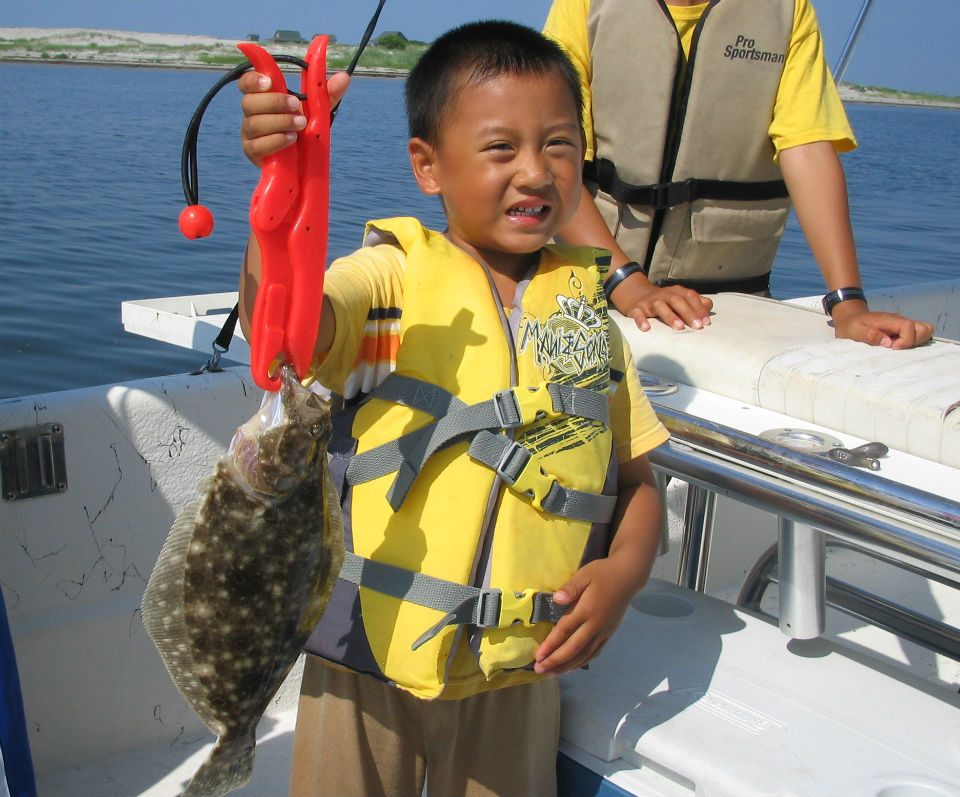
[237,38,331,391]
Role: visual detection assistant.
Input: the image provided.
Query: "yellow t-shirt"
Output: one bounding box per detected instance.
[310,239,669,464]
[544,0,856,161]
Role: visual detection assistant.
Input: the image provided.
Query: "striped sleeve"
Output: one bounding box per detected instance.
[307,243,405,401]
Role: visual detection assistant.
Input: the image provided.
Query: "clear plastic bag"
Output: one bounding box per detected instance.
[226,364,331,499]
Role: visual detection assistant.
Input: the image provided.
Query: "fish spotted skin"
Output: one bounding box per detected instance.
[142,366,344,797]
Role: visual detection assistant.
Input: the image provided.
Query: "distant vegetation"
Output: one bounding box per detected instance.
[1,32,958,105]
[374,32,412,51]
[335,38,428,71]
[0,32,428,73]
[846,83,960,105]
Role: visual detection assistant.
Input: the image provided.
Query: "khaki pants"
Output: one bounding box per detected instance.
[290,657,561,797]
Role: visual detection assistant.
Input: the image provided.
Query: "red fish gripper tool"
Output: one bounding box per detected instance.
[238,38,331,391]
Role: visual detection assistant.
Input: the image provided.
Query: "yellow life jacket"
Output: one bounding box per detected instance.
[305,217,619,699]
[587,0,793,291]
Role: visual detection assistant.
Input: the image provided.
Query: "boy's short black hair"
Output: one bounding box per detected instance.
[405,20,583,144]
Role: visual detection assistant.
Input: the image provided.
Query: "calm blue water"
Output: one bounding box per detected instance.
[1,63,958,399]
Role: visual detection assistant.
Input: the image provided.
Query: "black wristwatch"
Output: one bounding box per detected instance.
[603,261,644,303]
[821,286,866,316]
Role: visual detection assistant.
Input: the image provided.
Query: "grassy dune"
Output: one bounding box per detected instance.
[0,27,426,73]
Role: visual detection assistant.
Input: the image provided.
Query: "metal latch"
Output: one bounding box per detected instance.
[1,423,68,501]
[637,371,678,396]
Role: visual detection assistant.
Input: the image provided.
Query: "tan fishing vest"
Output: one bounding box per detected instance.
[587,0,794,290]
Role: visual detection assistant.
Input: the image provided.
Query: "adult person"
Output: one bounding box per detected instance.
[545,0,934,349]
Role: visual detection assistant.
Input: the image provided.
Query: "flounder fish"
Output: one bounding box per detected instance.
[142,364,344,797]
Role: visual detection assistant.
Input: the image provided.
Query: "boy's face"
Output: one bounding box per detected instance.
[409,71,584,277]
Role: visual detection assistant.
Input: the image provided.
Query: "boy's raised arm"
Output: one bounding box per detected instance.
[238,236,336,359]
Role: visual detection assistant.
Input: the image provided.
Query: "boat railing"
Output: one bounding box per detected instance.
[648,404,960,660]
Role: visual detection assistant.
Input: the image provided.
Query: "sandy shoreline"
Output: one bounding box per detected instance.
[837,86,960,110]
[2,26,959,107]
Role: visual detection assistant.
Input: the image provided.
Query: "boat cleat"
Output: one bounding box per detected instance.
[760,427,888,470]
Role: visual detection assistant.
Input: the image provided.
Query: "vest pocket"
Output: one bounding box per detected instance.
[690,201,789,243]
[659,200,789,283]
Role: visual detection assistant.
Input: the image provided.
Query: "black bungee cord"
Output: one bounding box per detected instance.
[180,55,307,211]
[181,0,387,211]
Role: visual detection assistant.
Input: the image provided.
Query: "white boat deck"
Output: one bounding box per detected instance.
[36,582,960,797]
[38,709,296,797]
[560,580,960,797]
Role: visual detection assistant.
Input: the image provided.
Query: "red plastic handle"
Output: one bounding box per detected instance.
[286,36,330,379]
[239,39,331,391]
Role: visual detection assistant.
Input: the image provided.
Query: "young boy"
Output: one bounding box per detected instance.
[238,21,669,797]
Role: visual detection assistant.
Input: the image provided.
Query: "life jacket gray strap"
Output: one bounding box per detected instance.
[468,431,618,523]
[343,373,467,487]
[346,378,610,510]
[370,372,468,418]
[338,551,568,650]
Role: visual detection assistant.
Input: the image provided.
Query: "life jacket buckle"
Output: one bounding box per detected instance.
[492,383,557,429]
[498,588,537,627]
[495,441,555,511]
[650,182,670,210]
[475,589,501,627]
[651,178,696,210]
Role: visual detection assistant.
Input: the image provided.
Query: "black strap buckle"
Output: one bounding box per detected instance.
[650,182,670,210]
[651,179,696,210]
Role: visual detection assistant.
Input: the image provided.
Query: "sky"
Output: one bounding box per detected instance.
[1,0,957,97]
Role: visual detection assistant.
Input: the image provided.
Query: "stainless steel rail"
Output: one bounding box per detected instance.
[648,404,960,649]
[834,0,877,84]
[739,541,960,662]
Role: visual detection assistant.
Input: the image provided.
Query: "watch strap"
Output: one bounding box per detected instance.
[603,261,645,303]
[822,286,866,316]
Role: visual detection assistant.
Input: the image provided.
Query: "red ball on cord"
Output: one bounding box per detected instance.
[179,205,215,239]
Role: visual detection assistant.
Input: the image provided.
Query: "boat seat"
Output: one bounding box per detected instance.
[616,293,960,468]
[559,578,960,797]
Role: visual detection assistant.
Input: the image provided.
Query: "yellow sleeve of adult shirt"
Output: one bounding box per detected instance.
[543,0,596,161]
[770,0,857,155]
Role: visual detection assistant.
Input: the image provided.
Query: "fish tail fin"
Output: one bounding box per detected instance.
[182,731,255,797]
